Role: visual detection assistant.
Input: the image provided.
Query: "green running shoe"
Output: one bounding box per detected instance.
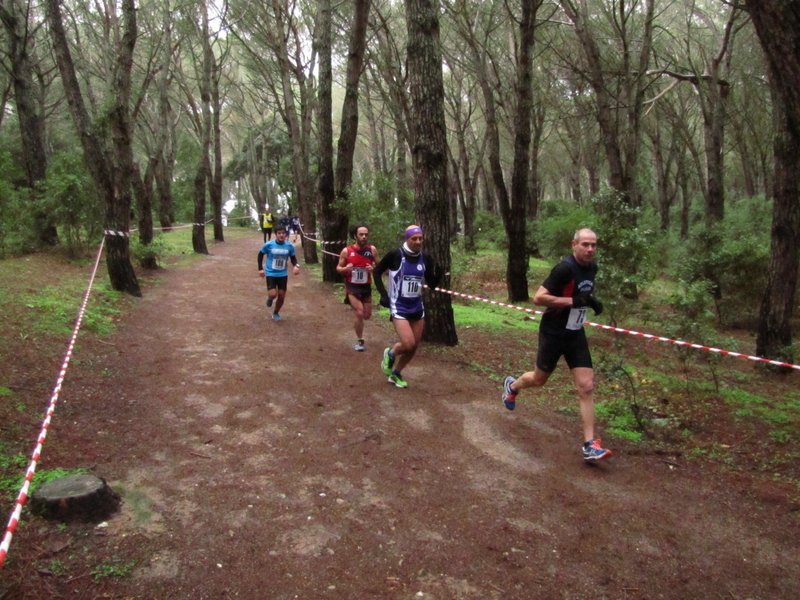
[381,348,394,375]
[388,372,408,388]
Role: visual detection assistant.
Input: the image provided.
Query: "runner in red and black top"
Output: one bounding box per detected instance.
[500,228,611,462]
[336,225,379,352]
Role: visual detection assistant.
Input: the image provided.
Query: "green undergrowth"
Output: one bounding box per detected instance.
[92,557,137,582]
[0,440,28,500]
[0,446,90,501]
[723,388,800,444]
[452,302,540,332]
[20,282,122,338]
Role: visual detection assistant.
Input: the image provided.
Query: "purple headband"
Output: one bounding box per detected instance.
[405,226,423,239]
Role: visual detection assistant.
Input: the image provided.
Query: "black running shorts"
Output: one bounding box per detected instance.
[536,329,593,372]
[266,276,288,291]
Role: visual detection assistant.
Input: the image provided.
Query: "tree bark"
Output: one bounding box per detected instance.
[449,80,478,251]
[0,0,57,246]
[132,159,158,269]
[44,0,140,295]
[316,0,335,278]
[505,0,540,303]
[748,0,800,364]
[405,0,456,346]
[528,103,545,220]
[155,2,175,230]
[756,97,800,363]
[325,0,371,280]
[271,0,317,264]
[211,52,224,242]
[192,1,213,255]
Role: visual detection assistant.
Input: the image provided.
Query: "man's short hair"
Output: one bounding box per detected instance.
[275,226,287,234]
[573,227,595,242]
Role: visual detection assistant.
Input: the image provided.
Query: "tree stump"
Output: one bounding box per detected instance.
[31,474,120,522]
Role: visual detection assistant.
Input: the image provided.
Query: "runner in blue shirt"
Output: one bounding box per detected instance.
[257,226,300,321]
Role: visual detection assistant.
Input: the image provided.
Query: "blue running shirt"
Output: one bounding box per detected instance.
[260,239,295,276]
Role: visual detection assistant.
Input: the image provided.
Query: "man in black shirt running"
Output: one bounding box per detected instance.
[501,228,610,462]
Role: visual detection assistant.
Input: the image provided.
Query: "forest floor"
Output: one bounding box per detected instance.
[1,231,800,600]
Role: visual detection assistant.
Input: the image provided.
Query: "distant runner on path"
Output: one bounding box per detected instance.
[373,224,442,389]
[500,228,610,462]
[337,225,379,352]
[257,226,300,321]
[260,211,274,243]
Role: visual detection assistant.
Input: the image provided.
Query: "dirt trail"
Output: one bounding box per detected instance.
[18,233,800,599]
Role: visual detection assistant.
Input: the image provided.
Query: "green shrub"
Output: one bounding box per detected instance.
[662,278,737,390]
[674,198,770,326]
[531,191,658,326]
[591,189,657,288]
[472,210,507,251]
[130,234,170,267]
[0,152,37,257]
[532,199,596,261]
[40,152,102,256]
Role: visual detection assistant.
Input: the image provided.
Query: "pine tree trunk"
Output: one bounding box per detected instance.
[211,56,224,242]
[133,160,158,269]
[406,0,456,346]
[749,0,800,363]
[756,98,800,363]
[0,0,57,246]
[317,0,338,281]
[506,0,538,304]
[45,0,140,295]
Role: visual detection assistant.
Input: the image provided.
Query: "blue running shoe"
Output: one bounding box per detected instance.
[583,439,612,461]
[502,376,517,410]
[272,312,282,321]
[266,296,273,307]
[381,348,394,375]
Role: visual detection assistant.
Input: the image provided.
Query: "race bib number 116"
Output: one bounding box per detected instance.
[401,276,422,297]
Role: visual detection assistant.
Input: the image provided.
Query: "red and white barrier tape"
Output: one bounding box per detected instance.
[297,225,343,258]
[432,286,800,371]
[0,238,107,569]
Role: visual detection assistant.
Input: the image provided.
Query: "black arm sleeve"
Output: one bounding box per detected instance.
[257,251,266,271]
[290,255,298,267]
[372,249,401,297]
